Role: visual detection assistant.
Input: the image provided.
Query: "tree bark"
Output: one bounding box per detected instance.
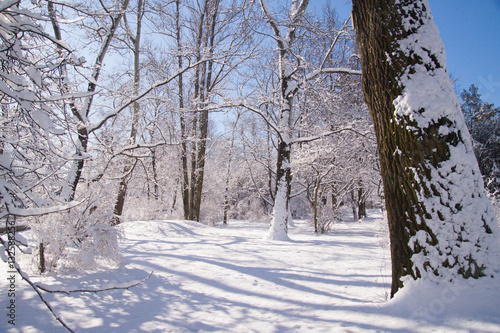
[357,184,367,219]
[352,0,500,297]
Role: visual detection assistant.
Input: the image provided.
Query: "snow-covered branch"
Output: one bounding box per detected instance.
[290,0,310,25]
[1,199,86,219]
[291,127,372,145]
[258,0,285,48]
[303,67,362,84]
[80,0,131,120]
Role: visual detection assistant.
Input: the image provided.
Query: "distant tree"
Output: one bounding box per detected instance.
[112,0,146,225]
[460,84,500,198]
[163,0,251,222]
[352,0,500,297]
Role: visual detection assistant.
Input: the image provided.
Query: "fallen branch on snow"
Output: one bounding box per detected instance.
[1,231,153,333]
[35,271,154,295]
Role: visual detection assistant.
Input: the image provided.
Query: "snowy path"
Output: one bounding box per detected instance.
[2,210,500,332]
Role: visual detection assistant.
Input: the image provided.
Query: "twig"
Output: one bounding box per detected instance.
[35,271,154,295]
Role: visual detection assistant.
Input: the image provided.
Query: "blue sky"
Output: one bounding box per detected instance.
[311,0,500,106]
[431,0,500,106]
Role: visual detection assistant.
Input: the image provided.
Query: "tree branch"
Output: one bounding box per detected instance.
[1,199,86,219]
[35,271,154,295]
[320,17,351,70]
[87,58,206,133]
[258,0,285,48]
[236,102,283,141]
[291,127,372,144]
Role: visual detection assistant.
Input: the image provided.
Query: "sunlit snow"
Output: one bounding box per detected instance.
[2,210,499,332]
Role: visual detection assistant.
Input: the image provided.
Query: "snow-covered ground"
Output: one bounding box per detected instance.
[1,210,499,332]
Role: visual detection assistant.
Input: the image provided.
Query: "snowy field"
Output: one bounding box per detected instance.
[1,210,500,332]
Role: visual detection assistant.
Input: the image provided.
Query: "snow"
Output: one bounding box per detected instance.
[2,210,500,332]
[30,110,53,131]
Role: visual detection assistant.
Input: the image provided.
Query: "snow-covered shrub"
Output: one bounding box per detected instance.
[31,188,122,274]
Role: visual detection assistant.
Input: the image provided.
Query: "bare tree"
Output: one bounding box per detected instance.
[166,0,253,221]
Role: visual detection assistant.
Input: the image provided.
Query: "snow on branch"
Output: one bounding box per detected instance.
[291,127,373,144]
[303,67,362,84]
[258,0,283,44]
[1,199,86,219]
[290,0,310,25]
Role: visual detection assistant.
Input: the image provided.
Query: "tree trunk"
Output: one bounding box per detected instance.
[357,185,366,219]
[112,0,144,225]
[351,190,358,221]
[151,148,159,201]
[176,0,190,220]
[352,0,500,297]
[313,181,320,234]
[185,0,207,221]
[191,0,220,222]
[259,0,310,240]
[223,115,240,225]
[265,139,292,240]
[189,114,198,221]
[39,242,46,273]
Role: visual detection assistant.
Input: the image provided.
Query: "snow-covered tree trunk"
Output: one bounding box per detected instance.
[352,0,500,297]
[265,138,292,240]
[260,0,309,240]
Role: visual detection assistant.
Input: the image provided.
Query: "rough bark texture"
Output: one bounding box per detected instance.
[352,0,500,297]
